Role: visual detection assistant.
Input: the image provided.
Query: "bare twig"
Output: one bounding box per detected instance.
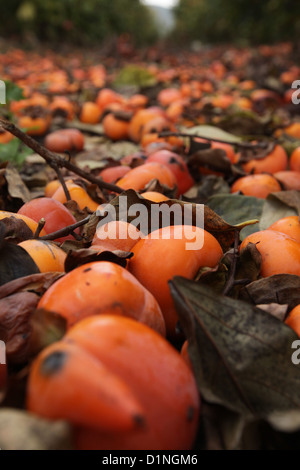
[39,215,91,241]
[158,131,269,150]
[0,118,124,194]
[222,230,240,296]
[34,218,46,239]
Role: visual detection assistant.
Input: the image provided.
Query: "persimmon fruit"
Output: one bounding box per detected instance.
[129,225,223,337]
[27,315,200,450]
[18,239,66,273]
[231,174,281,199]
[18,197,79,243]
[37,261,166,335]
[240,230,300,277]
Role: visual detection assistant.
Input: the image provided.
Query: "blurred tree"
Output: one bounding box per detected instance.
[172,0,300,45]
[0,0,158,46]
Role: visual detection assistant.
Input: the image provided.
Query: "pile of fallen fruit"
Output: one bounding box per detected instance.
[0,42,300,450]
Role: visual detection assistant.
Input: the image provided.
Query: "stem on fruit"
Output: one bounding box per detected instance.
[34,218,46,239]
[39,215,91,241]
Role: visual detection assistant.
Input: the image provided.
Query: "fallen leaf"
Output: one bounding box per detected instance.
[169,277,300,432]
[207,193,263,240]
[0,272,63,300]
[240,274,300,312]
[180,125,242,143]
[0,291,39,363]
[256,303,288,322]
[259,191,300,230]
[0,408,73,450]
[64,247,133,272]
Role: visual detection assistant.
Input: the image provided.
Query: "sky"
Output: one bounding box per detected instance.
[141,0,178,9]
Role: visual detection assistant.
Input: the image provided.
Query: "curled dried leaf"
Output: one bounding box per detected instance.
[0,408,73,450]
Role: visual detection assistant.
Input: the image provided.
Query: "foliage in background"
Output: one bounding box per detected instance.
[0,81,32,167]
[0,0,158,46]
[172,0,300,45]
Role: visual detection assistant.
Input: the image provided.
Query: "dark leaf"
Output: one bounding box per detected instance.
[183,175,230,204]
[0,237,39,287]
[169,277,300,432]
[238,142,276,164]
[5,165,31,204]
[28,308,67,358]
[64,247,133,272]
[189,148,244,176]
[240,274,300,312]
[256,304,288,322]
[0,291,39,363]
[0,217,34,242]
[0,272,63,300]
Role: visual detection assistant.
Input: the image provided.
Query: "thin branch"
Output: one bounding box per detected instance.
[39,215,91,241]
[222,230,240,296]
[158,131,269,150]
[0,118,124,194]
[34,218,46,239]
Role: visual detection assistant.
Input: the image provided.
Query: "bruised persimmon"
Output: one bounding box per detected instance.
[26,314,200,450]
[242,144,288,174]
[117,162,177,193]
[129,225,223,337]
[146,150,195,195]
[240,230,300,277]
[37,261,165,335]
[18,239,66,273]
[231,174,281,199]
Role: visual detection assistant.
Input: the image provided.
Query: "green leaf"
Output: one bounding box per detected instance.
[0,139,32,167]
[206,193,263,240]
[259,191,300,231]
[113,65,157,88]
[180,125,242,144]
[3,80,25,105]
[169,277,300,432]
